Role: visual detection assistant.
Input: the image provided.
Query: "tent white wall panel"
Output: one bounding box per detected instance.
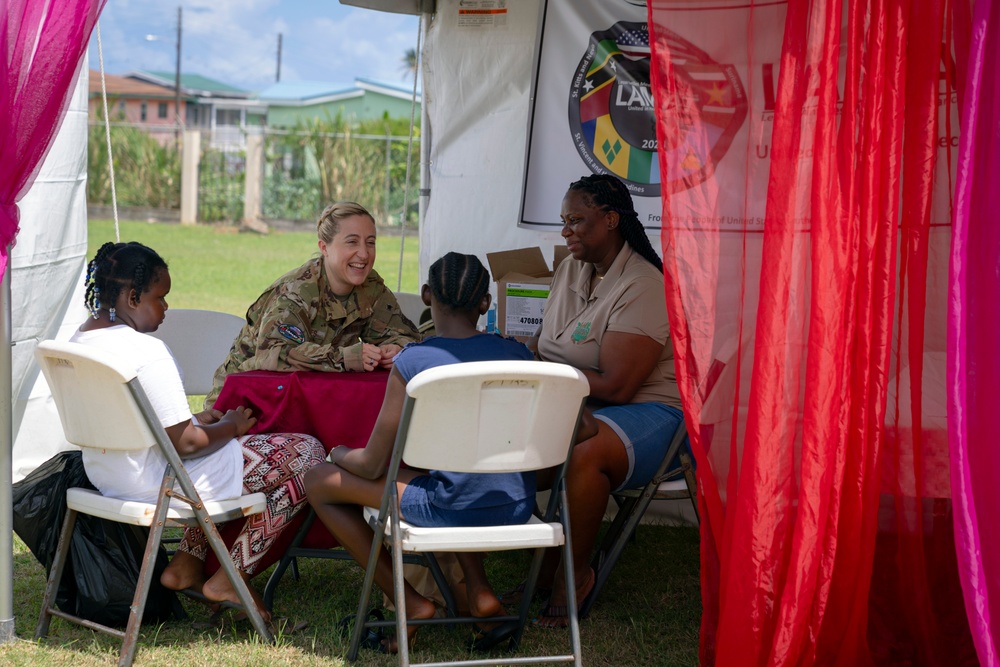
[421,0,564,274]
[11,62,89,482]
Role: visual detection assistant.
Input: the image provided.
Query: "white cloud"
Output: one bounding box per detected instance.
[90,1,419,91]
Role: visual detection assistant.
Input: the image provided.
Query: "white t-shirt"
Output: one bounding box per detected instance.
[69,325,244,503]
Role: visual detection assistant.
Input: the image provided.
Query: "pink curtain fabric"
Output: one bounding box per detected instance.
[948,0,1000,664]
[0,0,106,276]
[649,0,987,663]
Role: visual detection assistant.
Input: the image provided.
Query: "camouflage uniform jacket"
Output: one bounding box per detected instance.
[205,258,420,407]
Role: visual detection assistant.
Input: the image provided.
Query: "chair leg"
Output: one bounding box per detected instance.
[511,545,548,650]
[196,510,273,644]
[262,509,317,610]
[680,453,700,524]
[347,510,388,661]
[421,552,459,620]
[118,503,171,667]
[580,489,655,620]
[389,503,412,666]
[35,508,78,639]
[558,484,584,667]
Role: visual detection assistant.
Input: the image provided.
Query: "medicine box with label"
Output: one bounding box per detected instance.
[503,282,550,338]
[486,246,568,342]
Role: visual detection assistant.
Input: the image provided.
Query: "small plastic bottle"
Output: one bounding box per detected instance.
[486,303,497,334]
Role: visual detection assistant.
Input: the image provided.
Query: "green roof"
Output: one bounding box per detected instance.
[142,71,247,95]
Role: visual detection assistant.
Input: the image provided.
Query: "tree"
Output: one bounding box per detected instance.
[400,48,418,79]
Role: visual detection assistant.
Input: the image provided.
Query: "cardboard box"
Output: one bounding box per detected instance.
[487,246,568,341]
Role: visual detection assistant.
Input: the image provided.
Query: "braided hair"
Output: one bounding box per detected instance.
[568,174,663,273]
[84,242,168,319]
[426,252,490,312]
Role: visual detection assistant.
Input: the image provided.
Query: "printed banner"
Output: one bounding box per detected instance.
[520,1,956,231]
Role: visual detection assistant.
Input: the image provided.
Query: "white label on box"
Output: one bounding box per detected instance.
[504,282,550,337]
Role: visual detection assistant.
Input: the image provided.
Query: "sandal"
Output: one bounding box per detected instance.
[470,619,519,652]
[532,567,595,629]
[338,609,388,653]
[497,581,551,607]
[269,616,309,635]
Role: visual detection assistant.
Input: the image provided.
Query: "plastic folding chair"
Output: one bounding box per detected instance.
[149,308,244,555]
[347,360,589,667]
[33,340,274,667]
[148,308,244,396]
[579,415,697,619]
[393,291,430,327]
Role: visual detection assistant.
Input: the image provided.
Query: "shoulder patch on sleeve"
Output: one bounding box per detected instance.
[277,323,305,344]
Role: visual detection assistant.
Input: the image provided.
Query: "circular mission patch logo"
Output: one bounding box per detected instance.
[568,22,748,196]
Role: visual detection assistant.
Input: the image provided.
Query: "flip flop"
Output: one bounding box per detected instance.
[338,609,388,653]
[470,619,519,652]
[532,567,595,630]
[269,617,309,635]
[497,581,551,607]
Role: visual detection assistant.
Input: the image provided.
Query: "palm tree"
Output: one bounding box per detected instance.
[400,48,418,79]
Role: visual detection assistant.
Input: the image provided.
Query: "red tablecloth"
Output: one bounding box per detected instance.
[204,370,388,574]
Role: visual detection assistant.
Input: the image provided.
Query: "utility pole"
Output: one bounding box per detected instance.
[174,6,182,135]
[276,33,282,82]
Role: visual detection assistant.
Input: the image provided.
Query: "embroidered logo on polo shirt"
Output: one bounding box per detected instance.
[571,321,592,343]
[277,323,305,344]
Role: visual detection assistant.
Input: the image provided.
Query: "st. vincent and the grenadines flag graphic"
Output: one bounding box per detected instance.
[568,21,748,197]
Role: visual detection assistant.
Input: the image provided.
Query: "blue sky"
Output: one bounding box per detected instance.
[88,0,421,93]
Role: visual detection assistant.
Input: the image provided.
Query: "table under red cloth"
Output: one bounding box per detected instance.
[203,369,388,575]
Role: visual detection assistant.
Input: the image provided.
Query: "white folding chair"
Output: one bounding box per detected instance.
[348,360,589,667]
[148,308,245,396]
[33,341,273,667]
[393,291,430,327]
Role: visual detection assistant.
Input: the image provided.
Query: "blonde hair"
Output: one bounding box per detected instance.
[316,201,376,244]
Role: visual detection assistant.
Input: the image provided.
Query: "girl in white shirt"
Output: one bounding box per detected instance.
[72,241,325,624]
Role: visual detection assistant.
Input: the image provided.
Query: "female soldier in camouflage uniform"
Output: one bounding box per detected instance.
[205,202,421,408]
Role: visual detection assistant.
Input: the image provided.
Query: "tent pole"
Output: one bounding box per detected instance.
[396,12,424,291]
[0,252,14,642]
[418,12,430,275]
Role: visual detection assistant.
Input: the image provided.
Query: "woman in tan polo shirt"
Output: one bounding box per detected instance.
[530,174,685,628]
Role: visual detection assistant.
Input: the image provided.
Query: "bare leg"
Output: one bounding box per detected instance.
[455,552,504,621]
[305,463,437,652]
[530,407,603,592]
[160,549,207,595]
[201,567,271,623]
[535,421,627,628]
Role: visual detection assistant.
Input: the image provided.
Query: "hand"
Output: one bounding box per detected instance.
[360,342,382,372]
[377,343,402,368]
[193,408,224,425]
[221,405,256,437]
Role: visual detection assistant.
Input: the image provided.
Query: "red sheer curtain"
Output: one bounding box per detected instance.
[948,0,1000,664]
[0,0,105,274]
[649,0,980,664]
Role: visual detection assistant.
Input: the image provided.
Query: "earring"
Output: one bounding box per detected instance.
[109,307,116,322]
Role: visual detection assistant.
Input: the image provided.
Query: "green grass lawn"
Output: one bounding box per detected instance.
[5,219,702,666]
[86,219,422,315]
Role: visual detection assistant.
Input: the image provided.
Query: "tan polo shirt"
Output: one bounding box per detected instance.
[537,244,681,409]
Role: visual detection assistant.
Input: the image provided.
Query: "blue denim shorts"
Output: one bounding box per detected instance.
[399,475,535,528]
[593,402,686,492]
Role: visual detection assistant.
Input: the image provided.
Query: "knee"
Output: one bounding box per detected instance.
[569,437,613,474]
[303,463,330,499]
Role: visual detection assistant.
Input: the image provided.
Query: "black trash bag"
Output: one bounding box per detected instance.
[13,450,183,627]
